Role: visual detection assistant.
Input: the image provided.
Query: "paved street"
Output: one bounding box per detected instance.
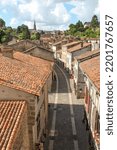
[44,63,90,150]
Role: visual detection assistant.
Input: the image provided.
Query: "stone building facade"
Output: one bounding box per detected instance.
[62,42,91,73]
[73,49,100,98]
[0,47,54,150]
[80,56,100,150]
[9,40,54,61]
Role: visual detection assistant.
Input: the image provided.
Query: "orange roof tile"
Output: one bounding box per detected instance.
[0,52,52,96]
[0,100,27,149]
[80,56,100,93]
[13,51,53,68]
[68,43,91,53]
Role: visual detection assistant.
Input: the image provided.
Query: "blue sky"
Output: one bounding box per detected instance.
[0,0,99,30]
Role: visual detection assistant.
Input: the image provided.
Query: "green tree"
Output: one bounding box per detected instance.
[1,35,9,43]
[65,15,100,38]
[5,27,13,34]
[31,32,40,40]
[76,20,84,32]
[0,18,5,28]
[69,24,77,35]
[0,29,10,43]
[91,15,99,29]
[17,24,30,40]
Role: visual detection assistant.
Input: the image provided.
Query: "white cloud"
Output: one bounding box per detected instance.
[10,18,18,26]
[17,0,70,30]
[1,0,17,5]
[51,3,70,23]
[69,0,99,22]
[0,0,100,30]
[24,21,33,29]
[94,0,100,16]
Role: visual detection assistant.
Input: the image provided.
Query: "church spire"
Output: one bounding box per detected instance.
[34,20,36,30]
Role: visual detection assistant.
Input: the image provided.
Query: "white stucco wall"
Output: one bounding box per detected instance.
[52,46,56,58]
[67,45,91,72]
[88,39,100,51]
[66,52,72,70]
[73,61,78,84]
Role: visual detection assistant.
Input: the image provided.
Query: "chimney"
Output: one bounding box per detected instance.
[1,46,13,58]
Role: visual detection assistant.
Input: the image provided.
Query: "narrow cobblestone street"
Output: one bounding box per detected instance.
[44,64,90,150]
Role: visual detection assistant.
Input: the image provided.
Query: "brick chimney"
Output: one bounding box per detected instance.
[1,46,13,58]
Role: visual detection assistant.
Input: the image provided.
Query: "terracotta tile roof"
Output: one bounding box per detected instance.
[0,100,27,149]
[14,51,53,68]
[68,43,91,53]
[0,52,52,96]
[74,49,100,61]
[80,56,100,93]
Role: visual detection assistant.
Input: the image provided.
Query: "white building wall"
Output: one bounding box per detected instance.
[88,39,100,51]
[68,46,91,73]
[52,45,57,58]
[61,46,67,66]
[73,61,78,84]
[66,52,72,70]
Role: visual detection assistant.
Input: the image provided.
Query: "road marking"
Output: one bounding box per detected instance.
[56,64,79,150]
[49,71,58,150]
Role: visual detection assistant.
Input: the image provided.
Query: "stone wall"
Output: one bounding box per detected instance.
[0,84,48,150]
[0,85,36,149]
[9,40,54,61]
[77,66,85,98]
[24,46,54,61]
[10,40,36,52]
[72,45,91,60]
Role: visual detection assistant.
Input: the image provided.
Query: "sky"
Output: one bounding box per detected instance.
[0,0,100,31]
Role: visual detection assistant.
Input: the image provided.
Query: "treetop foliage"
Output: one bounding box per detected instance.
[0,18,5,28]
[65,15,100,38]
[0,19,40,43]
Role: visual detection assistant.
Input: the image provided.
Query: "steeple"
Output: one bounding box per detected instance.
[34,20,36,31]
